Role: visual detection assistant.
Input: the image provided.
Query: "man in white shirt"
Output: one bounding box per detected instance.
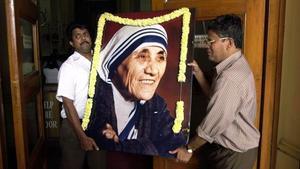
[56,21,104,169]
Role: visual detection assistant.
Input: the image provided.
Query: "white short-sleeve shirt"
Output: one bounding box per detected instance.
[56,51,91,119]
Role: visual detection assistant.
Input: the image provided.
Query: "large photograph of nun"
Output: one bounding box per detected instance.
[83,9,194,158]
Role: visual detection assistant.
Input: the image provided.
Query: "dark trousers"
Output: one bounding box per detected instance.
[60,119,106,169]
[199,143,258,169]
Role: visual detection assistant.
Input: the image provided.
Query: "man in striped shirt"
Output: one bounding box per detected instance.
[170,14,260,169]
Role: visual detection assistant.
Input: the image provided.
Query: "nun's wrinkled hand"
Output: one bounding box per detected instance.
[102,123,119,143]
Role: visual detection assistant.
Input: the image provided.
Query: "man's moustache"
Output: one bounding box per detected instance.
[80,41,90,45]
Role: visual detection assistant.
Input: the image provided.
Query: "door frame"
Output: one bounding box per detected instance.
[263,0,286,168]
[5,0,28,167]
[3,0,45,168]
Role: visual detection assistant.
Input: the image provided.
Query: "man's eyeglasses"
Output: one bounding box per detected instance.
[204,37,229,46]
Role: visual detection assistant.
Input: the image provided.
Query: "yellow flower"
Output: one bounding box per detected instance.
[172,101,184,133]
[82,98,93,130]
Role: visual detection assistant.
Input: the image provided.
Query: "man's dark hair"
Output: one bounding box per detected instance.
[66,21,90,42]
[208,14,243,48]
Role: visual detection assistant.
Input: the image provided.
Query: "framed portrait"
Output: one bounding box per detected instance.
[82,8,195,158]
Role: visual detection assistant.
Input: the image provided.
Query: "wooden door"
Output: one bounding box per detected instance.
[3,0,46,168]
[152,0,265,169]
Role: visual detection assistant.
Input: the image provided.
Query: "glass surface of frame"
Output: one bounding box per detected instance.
[25,97,39,154]
[20,19,35,75]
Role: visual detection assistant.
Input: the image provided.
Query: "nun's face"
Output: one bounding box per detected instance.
[115,46,167,101]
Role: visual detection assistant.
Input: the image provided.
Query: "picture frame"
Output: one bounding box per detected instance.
[82,7,194,157]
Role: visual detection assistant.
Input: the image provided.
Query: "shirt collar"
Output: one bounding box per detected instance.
[215,50,241,75]
[73,51,91,63]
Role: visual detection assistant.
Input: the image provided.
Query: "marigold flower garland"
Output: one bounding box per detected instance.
[172,101,184,133]
[82,8,191,134]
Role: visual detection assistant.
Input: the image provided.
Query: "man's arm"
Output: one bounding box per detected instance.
[62,97,99,151]
[187,135,207,151]
[188,60,210,96]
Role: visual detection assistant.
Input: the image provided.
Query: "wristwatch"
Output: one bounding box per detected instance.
[186,145,193,154]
